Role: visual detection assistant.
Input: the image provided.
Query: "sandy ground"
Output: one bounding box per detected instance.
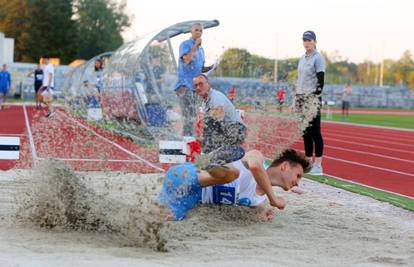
[0,163,413,267]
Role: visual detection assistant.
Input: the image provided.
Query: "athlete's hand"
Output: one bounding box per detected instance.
[269,196,286,210]
[195,38,202,47]
[291,186,305,195]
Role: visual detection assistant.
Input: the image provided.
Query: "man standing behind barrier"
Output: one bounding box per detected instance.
[193,74,246,164]
[28,64,44,109]
[0,64,11,110]
[175,23,212,136]
[39,56,55,118]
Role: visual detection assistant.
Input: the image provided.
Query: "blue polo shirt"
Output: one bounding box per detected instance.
[175,37,205,91]
[0,71,11,92]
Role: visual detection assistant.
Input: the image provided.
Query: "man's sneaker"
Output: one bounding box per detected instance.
[309,165,323,176]
[45,111,54,118]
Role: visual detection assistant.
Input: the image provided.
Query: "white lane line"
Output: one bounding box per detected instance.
[325,129,414,144]
[23,105,37,165]
[37,157,146,163]
[260,141,414,177]
[323,137,414,155]
[322,155,414,177]
[254,134,414,155]
[264,156,414,200]
[56,110,165,172]
[323,120,414,132]
[324,132,414,148]
[324,145,414,164]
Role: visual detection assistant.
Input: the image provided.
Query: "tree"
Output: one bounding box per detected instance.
[0,0,77,63]
[25,0,78,64]
[0,0,30,61]
[75,0,131,60]
[217,48,251,77]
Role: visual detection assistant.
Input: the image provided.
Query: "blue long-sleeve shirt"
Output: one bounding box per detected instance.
[0,70,11,91]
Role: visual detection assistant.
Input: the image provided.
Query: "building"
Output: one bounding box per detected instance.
[0,32,14,64]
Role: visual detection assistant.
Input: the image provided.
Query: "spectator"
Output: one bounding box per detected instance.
[151,56,166,94]
[175,23,213,136]
[27,64,44,109]
[228,85,236,103]
[342,81,351,120]
[276,87,286,112]
[0,64,11,110]
[193,74,246,167]
[295,30,326,176]
[94,59,104,93]
[38,56,55,118]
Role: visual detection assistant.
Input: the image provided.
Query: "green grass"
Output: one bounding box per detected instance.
[322,112,414,129]
[5,98,35,103]
[304,174,414,212]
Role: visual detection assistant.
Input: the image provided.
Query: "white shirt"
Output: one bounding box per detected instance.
[42,63,55,87]
[201,160,267,207]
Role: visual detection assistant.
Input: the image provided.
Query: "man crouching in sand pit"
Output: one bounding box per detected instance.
[158,149,311,221]
[193,74,247,165]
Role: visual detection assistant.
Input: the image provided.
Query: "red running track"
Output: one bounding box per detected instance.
[0,105,167,173]
[2,105,413,198]
[246,113,414,198]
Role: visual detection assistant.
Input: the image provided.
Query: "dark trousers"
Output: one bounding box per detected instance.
[176,86,196,136]
[202,116,247,154]
[296,94,324,158]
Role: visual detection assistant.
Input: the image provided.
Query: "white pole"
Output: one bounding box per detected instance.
[274,33,278,83]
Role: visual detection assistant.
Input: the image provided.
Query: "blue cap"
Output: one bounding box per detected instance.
[303,31,316,41]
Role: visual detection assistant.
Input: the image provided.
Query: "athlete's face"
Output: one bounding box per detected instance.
[303,39,316,52]
[279,162,304,191]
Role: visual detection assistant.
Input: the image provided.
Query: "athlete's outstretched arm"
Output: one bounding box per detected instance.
[198,167,239,187]
[242,150,285,210]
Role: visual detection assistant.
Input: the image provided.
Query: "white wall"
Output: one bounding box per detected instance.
[4,38,14,63]
[0,32,14,64]
[0,32,4,65]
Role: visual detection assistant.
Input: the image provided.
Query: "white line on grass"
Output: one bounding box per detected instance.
[321,173,414,200]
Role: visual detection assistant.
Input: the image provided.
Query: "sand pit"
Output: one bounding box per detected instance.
[0,162,413,267]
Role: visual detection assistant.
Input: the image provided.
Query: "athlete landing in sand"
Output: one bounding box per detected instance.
[157,149,311,221]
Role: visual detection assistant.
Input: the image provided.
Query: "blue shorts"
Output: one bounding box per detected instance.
[159,163,202,220]
[0,86,8,95]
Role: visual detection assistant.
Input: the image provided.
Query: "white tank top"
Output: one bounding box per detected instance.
[201,160,267,207]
